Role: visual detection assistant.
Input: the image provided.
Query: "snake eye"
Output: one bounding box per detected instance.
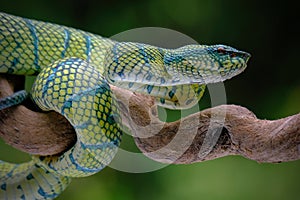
[217,47,226,54]
[230,53,237,58]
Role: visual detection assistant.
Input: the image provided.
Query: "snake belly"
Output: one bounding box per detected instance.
[0,12,250,199]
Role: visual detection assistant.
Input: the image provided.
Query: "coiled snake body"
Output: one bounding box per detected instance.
[0,12,250,199]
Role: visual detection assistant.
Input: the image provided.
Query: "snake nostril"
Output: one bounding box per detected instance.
[243,52,251,60]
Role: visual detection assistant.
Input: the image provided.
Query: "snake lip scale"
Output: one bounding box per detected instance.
[0,12,250,200]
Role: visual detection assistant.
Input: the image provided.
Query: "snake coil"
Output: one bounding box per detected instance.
[0,12,250,199]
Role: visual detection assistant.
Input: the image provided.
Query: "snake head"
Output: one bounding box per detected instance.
[165,44,251,84]
[207,44,251,78]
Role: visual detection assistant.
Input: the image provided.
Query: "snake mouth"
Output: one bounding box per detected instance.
[240,51,251,63]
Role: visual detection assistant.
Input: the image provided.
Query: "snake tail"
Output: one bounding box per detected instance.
[0,90,28,110]
[0,160,70,199]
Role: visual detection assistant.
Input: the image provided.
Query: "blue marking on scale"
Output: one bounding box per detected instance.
[112,43,119,62]
[42,68,57,99]
[80,141,117,150]
[26,173,34,180]
[185,99,194,105]
[73,122,89,129]
[128,82,134,88]
[61,100,72,115]
[163,54,173,65]
[16,184,25,200]
[196,85,204,94]
[38,187,59,199]
[62,29,70,58]
[7,67,14,74]
[147,85,154,94]
[12,57,19,67]
[117,71,125,79]
[169,86,176,98]
[5,163,18,178]
[107,114,117,124]
[0,183,6,191]
[15,40,21,48]
[171,78,180,83]
[138,44,150,64]
[24,19,40,71]
[69,150,102,173]
[163,53,184,65]
[37,163,68,196]
[145,72,153,81]
[112,43,119,73]
[85,35,91,62]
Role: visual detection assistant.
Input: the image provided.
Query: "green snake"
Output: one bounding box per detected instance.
[0,12,250,199]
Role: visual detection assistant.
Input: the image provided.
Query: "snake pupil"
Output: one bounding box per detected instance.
[217,47,226,54]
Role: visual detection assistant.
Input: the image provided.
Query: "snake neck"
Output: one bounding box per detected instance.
[102,41,250,109]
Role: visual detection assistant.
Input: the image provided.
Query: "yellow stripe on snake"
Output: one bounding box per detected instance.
[0,12,250,199]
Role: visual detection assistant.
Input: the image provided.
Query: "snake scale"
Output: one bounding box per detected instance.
[0,12,250,199]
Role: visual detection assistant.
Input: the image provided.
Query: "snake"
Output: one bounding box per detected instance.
[0,12,250,199]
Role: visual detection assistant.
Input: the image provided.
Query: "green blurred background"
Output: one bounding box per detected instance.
[1,0,300,199]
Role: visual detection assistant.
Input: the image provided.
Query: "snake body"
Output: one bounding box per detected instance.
[0,12,250,199]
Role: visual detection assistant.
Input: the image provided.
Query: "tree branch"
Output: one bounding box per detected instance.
[0,75,299,163]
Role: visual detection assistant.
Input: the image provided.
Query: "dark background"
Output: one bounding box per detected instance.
[1,0,300,199]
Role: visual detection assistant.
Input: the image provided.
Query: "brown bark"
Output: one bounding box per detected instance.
[0,75,299,163]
